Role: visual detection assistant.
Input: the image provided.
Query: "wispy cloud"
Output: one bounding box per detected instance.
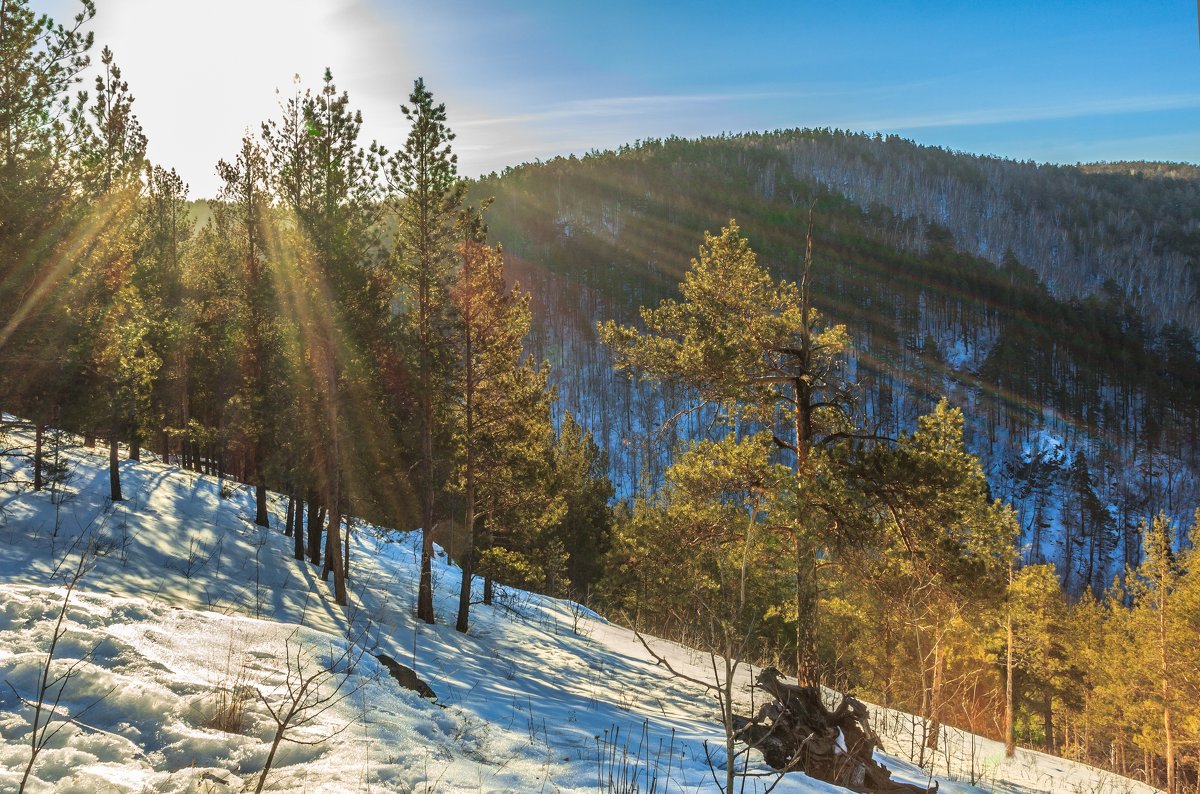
[846,93,1200,132]
[456,90,811,128]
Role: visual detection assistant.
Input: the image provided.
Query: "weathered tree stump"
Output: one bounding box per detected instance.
[734,667,937,793]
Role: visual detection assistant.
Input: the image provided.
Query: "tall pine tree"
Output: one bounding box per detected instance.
[216,135,274,527]
[388,77,464,624]
[599,218,855,682]
[262,68,383,605]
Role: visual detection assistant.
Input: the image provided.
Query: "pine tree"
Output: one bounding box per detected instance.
[0,0,93,341]
[1062,587,1110,767]
[550,412,615,597]
[598,218,855,682]
[1127,512,1190,792]
[262,68,383,606]
[388,77,465,624]
[137,165,190,462]
[623,431,791,792]
[449,236,549,631]
[472,354,561,604]
[174,211,242,477]
[216,135,274,528]
[0,0,93,485]
[67,45,148,503]
[857,400,1018,755]
[1008,563,1069,751]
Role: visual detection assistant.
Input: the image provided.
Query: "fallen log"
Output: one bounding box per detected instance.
[734,667,936,793]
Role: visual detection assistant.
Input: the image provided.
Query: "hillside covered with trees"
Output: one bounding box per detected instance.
[472,134,1200,596]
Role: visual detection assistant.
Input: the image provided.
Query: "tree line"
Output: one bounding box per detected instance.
[0,0,614,633]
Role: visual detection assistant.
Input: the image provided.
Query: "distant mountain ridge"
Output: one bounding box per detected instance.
[692,131,1199,332]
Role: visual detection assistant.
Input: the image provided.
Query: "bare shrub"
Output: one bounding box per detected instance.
[253,629,371,793]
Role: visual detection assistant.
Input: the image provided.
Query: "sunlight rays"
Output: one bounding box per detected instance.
[260,208,419,530]
[0,186,138,351]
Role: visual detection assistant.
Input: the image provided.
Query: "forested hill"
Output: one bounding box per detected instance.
[468,130,1200,594]
[478,131,1200,333]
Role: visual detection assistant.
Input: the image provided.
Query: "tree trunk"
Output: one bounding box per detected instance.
[417,383,436,624]
[309,502,324,566]
[925,639,944,752]
[255,728,286,794]
[723,652,736,794]
[33,424,44,491]
[109,429,122,503]
[284,496,294,538]
[457,341,476,634]
[1043,695,1054,754]
[456,502,474,633]
[882,614,893,709]
[794,534,818,685]
[482,526,494,605]
[322,522,334,581]
[1006,604,1015,758]
[1160,577,1175,793]
[293,495,305,561]
[321,345,346,605]
[255,474,270,525]
[326,506,346,604]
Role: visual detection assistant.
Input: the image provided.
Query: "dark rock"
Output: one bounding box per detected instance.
[375,654,437,701]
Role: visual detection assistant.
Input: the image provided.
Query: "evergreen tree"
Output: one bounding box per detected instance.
[262,68,383,606]
[137,165,190,462]
[0,0,93,342]
[388,77,465,624]
[1061,587,1111,767]
[1008,563,1069,751]
[0,0,93,485]
[174,210,241,476]
[472,354,561,603]
[598,219,855,682]
[67,45,148,502]
[449,236,541,632]
[1127,512,1191,793]
[550,412,615,597]
[857,400,1018,754]
[621,431,791,792]
[216,135,274,527]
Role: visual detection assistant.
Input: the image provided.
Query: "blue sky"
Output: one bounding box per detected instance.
[38,0,1199,196]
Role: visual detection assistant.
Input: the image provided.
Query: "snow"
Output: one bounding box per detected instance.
[0,420,1162,792]
[1021,428,1071,468]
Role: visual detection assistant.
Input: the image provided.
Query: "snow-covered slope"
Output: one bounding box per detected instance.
[0,422,1161,792]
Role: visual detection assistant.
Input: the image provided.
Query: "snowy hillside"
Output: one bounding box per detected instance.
[0,422,1162,793]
